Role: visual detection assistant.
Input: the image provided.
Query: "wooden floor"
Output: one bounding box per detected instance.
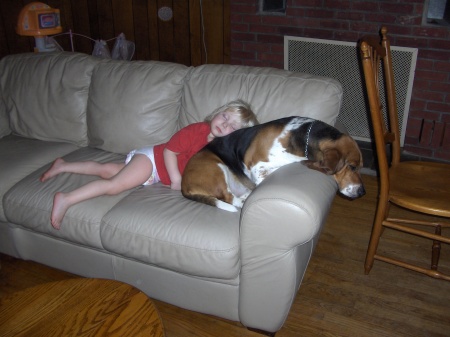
[1,175,449,337]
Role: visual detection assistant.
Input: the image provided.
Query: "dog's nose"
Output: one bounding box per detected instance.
[357,185,366,197]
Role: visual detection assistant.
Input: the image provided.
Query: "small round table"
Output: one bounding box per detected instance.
[0,278,165,337]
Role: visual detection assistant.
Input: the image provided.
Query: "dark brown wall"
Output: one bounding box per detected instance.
[0,0,230,66]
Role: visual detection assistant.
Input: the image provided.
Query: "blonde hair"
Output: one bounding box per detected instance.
[204,99,259,128]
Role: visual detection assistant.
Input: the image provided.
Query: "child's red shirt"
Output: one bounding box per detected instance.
[153,122,210,185]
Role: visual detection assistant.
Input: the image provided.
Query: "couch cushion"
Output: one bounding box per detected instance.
[87,60,189,154]
[0,52,101,146]
[3,147,129,249]
[180,64,342,127]
[0,135,79,222]
[101,186,241,280]
[0,90,10,139]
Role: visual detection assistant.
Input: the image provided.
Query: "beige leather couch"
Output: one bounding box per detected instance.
[0,52,342,333]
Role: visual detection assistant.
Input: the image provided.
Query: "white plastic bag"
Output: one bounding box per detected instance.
[111,33,135,61]
[92,40,111,58]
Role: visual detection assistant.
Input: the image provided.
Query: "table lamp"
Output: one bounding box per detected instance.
[16,2,62,52]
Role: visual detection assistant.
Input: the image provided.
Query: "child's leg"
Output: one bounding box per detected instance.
[51,154,152,230]
[40,158,125,182]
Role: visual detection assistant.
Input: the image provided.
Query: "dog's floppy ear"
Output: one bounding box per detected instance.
[302,148,344,175]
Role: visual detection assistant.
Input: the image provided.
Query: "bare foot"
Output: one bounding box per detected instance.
[40,158,66,182]
[51,192,70,230]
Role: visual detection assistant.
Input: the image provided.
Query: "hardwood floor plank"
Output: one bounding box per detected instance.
[1,174,449,336]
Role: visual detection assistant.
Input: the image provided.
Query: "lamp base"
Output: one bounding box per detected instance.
[34,36,58,52]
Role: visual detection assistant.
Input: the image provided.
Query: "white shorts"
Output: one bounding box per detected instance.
[125,146,161,186]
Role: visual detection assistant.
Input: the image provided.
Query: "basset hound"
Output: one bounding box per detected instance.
[182,116,365,212]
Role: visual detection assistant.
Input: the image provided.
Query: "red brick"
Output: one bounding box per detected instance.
[409,97,427,110]
[403,145,434,157]
[271,44,284,54]
[431,122,445,148]
[259,52,283,63]
[365,13,398,24]
[394,36,428,49]
[352,1,379,12]
[415,58,434,71]
[249,24,278,34]
[405,118,422,138]
[414,2,425,15]
[233,23,250,32]
[415,69,448,82]
[429,82,450,93]
[279,26,305,37]
[291,0,322,7]
[442,125,450,150]
[336,11,365,21]
[261,16,296,26]
[412,27,448,39]
[244,43,271,53]
[396,15,422,26]
[256,34,283,44]
[427,102,450,113]
[412,78,430,90]
[231,58,264,67]
[304,9,335,19]
[230,13,243,23]
[409,109,440,120]
[303,29,335,40]
[349,22,382,35]
[434,150,450,162]
[429,38,450,50]
[230,58,244,65]
[290,18,320,29]
[230,3,256,14]
[333,31,359,42]
[380,3,414,14]
[232,50,256,60]
[435,61,450,72]
[383,25,413,37]
[286,8,306,17]
[404,136,420,146]
[419,49,450,62]
[231,32,256,42]
[319,20,350,30]
[324,0,352,10]
[414,90,444,102]
[420,120,434,145]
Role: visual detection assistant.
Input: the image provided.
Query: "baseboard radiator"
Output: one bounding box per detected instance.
[284,36,418,146]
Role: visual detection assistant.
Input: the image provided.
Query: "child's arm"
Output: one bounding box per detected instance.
[163,148,182,190]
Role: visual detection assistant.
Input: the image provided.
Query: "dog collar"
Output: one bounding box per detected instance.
[305,121,315,159]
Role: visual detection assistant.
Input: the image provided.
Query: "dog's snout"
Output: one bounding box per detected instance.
[340,183,366,199]
[357,185,366,198]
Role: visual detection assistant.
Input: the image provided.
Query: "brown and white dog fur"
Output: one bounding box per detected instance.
[182,116,365,212]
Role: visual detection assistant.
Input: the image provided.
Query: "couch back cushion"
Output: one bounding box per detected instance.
[0,52,101,146]
[0,90,10,139]
[87,60,189,154]
[179,64,343,127]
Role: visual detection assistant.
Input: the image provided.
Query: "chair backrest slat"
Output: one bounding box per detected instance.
[359,27,402,174]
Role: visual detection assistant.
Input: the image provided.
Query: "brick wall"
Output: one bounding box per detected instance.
[230,0,450,162]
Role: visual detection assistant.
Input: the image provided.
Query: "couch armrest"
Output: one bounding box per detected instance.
[238,162,337,332]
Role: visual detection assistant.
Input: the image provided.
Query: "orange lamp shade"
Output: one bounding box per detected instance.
[16,2,62,37]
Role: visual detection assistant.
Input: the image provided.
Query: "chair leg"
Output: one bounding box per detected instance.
[365,199,389,274]
[431,225,442,270]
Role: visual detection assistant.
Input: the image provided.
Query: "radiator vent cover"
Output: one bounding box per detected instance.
[284,36,417,145]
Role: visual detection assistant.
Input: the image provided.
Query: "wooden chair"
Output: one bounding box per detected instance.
[359,27,450,281]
